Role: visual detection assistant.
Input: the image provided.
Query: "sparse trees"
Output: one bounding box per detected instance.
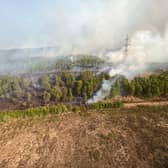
[62,72,75,88]
[11,78,22,98]
[67,88,73,102]
[55,75,64,87]
[21,78,30,89]
[61,87,68,102]
[82,92,88,103]
[26,92,32,102]
[110,86,119,97]
[74,80,83,96]
[43,91,51,104]
[52,86,62,102]
[39,75,51,91]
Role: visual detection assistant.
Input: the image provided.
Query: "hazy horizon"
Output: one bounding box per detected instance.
[0,0,168,66]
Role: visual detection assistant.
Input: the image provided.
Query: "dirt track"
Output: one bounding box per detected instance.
[124,101,168,108]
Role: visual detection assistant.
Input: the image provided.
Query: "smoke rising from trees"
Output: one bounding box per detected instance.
[46,0,168,59]
[0,0,168,75]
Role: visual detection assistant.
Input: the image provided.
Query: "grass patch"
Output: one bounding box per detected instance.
[0,103,168,123]
[0,101,124,122]
[0,104,68,122]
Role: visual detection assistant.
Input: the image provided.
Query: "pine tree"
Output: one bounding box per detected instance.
[62,87,68,102]
[52,86,62,102]
[68,88,73,102]
[43,91,51,104]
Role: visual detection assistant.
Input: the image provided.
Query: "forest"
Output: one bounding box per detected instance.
[0,71,108,109]
[110,71,168,98]
[0,68,168,111]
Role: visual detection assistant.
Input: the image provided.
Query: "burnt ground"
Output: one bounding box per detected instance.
[0,106,168,168]
[0,100,19,111]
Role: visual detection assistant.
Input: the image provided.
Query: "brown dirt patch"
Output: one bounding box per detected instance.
[0,107,167,168]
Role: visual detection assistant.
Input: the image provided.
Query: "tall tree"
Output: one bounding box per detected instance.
[74,80,83,96]
[39,75,51,91]
[61,87,68,102]
[52,86,62,102]
[43,91,51,104]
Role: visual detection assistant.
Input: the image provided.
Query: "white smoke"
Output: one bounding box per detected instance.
[1,0,168,76]
[105,30,168,78]
[87,29,168,103]
[39,0,168,57]
[87,76,120,104]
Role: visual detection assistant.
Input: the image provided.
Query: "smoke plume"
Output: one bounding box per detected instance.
[43,0,168,58]
[87,76,120,104]
[0,0,168,76]
[87,29,168,103]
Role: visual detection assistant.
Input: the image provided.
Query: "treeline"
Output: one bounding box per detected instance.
[0,71,108,106]
[1,70,168,108]
[40,71,107,104]
[0,76,30,99]
[55,55,105,70]
[76,56,104,67]
[110,71,168,98]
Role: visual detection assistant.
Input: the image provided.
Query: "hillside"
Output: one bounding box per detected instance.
[0,106,167,168]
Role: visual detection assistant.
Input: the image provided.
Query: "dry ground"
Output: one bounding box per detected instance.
[124,101,168,108]
[0,106,168,168]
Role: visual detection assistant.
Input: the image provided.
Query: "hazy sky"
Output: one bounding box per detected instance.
[0,0,102,49]
[0,0,168,50]
[0,0,64,48]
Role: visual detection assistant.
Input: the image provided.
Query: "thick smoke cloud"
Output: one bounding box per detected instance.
[84,0,168,103]
[1,0,168,58]
[47,0,168,57]
[106,29,168,74]
[0,0,168,73]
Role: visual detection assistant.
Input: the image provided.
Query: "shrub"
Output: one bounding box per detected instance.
[0,104,68,122]
[89,101,123,110]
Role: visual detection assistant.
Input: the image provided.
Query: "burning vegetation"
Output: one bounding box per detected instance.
[1,1,168,167]
[0,42,168,168]
[0,45,168,168]
[0,71,105,110]
[0,61,168,111]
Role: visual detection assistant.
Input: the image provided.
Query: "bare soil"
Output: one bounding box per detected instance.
[104,96,168,108]
[107,96,144,103]
[0,106,168,168]
[124,101,168,108]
